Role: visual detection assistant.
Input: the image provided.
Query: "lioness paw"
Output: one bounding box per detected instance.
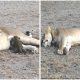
[63,48,69,55]
[57,49,63,55]
[32,47,39,54]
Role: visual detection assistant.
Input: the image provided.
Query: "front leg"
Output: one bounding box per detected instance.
[57,38,67,55]
[22,44,39,54]
[63,42,71,55]
[20,35,40,47]
[57,38,71,55]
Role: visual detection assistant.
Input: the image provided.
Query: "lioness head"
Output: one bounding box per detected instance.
[42,26,60,47]
[42,27,52,47]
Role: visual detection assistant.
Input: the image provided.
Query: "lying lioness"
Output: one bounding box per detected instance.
[42,26,80,55]
[0,27,39,53]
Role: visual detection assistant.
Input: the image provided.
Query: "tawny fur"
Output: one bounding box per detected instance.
[43,26,80,55]
[0,27,39,52]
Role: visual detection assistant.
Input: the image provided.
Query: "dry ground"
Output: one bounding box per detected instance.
[0,1,39,79]
[41,1,80,79]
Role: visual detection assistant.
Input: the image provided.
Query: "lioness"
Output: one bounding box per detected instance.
[0,27,39,53]
[42,26,80,55]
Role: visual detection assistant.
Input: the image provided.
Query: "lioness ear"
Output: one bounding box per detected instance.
[55,29,59,36]
[47,26,52,32]
[52,26,56,30]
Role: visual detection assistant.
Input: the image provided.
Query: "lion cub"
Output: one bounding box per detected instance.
[10,36,26,53]
[42,26,80,55]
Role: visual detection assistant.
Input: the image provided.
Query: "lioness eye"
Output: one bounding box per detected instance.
[46,40,48,42]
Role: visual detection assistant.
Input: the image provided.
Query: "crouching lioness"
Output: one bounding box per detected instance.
[42,26,80,55]
[0,26,39,53]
